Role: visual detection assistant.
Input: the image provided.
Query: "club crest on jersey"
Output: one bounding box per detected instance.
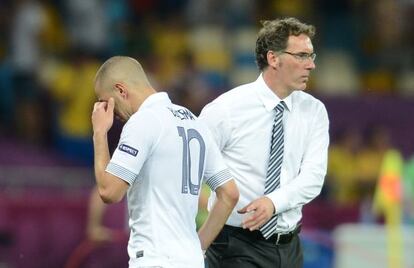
[118,144,138,156]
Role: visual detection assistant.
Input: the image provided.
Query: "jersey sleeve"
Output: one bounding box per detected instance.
[202,129,233,192]
[106,110,162,185]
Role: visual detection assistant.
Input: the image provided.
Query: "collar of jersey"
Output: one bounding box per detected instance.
[140,92,171,110]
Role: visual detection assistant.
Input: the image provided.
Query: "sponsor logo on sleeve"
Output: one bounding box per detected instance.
[118,144,139,156]
[136,250,144,258]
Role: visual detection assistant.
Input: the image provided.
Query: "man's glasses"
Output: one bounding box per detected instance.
[282,51,316,61]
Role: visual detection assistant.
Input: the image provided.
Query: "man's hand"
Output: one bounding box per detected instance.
[237,196,275,231]
[92,98,115,134]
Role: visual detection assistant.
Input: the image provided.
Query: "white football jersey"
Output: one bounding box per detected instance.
[106,92,232,268]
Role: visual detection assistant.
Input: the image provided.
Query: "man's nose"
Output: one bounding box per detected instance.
[306,59,316,70]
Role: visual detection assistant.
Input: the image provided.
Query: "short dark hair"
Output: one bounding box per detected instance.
[255,17,315,71]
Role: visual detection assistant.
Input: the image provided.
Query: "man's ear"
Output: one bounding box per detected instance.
[114,83,128,99]
[266,50,279,69]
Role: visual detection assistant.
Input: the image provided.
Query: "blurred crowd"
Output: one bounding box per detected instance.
[0,0,413,215]
[326,126,390,206]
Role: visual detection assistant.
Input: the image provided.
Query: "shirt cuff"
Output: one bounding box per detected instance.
[205,169,233,191]
[106,162,138,185]
[266,188,290,215]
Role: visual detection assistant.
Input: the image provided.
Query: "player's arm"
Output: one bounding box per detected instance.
[198,101,237,249]
[198,177,239,250]
[197,127,239,250]
[86,186,113,242]
[92,98,129,203]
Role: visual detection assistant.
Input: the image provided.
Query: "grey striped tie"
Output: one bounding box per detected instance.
[260,101,285,239]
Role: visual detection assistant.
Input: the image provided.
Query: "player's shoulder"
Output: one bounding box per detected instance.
[165,103,197,122]
[292,91,326,111]
[125,106,162,131]
[167,103,206,126]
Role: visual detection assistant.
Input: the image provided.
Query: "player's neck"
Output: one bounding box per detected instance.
[131,87,157,113]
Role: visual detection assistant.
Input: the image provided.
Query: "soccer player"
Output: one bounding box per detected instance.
[91,56,238,268]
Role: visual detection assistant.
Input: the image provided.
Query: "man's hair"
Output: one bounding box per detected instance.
[94,56,150,92]
[255,17,315,71]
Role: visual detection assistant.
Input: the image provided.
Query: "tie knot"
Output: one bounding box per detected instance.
[275,101,285,113]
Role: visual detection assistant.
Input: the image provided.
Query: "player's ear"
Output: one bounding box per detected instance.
[267,50,279,69]
[114,83,128,99]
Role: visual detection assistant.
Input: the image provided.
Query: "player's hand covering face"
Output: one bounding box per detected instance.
[92,97,115,134]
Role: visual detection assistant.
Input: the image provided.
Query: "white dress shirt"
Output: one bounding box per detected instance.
[200,74,329,232]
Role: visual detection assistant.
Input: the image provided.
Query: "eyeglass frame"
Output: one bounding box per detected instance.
[280,51,316,61]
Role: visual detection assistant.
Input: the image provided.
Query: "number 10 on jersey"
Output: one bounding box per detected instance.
[177,126,206,195]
